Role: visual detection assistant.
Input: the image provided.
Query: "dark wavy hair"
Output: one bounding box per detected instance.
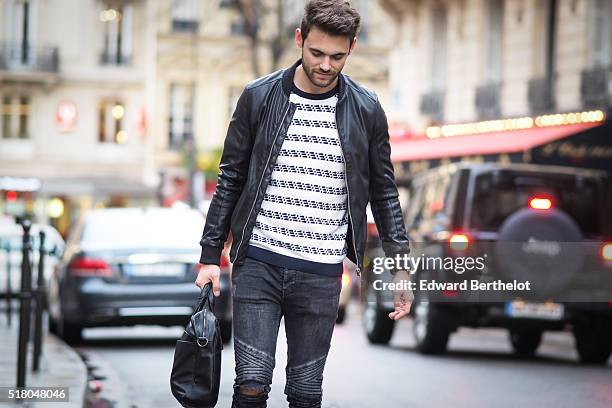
[300,0,361,42]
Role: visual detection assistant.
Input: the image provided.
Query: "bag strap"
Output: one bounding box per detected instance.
[194,282,215,314]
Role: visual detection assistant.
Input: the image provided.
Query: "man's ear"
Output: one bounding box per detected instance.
[348,36,357,55]
[295,28,304,48]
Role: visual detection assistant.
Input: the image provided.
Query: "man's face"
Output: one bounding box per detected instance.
[296,26,355,89]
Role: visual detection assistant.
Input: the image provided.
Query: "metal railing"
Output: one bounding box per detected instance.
[0,220,59,387]
[581,66,611,109]
[420,90,445,123]
[528,77,555,114]
[475,82,501,120]
[0,42,60,73]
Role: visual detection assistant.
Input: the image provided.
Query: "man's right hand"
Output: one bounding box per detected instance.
[195,264,221,296]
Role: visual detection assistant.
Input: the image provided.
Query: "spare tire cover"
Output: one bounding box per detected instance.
[494,207,584,297]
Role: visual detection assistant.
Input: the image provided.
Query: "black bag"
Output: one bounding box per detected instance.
[170,283,223,408]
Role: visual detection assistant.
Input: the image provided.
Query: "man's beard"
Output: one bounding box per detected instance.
[302,56,340,89]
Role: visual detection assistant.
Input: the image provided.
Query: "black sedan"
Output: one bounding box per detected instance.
[48,207,232,344]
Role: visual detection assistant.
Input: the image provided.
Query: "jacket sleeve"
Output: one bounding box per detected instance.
[368,98,410,275]
[199,87,254,265]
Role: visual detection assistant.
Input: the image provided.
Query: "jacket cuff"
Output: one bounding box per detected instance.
[199,245,223,266]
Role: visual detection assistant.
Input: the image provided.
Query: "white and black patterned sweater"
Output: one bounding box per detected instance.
[246,85,348,276]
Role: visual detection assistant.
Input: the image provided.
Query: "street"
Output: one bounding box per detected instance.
[76,302,612,408]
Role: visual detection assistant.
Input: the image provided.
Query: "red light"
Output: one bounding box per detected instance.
[69,257,113,277]
[6,191,17,202]
[367,222,378,238]
[529,196,552,210]
[442,289,459,298]
[450,233,470,251]
[220,253,230,269]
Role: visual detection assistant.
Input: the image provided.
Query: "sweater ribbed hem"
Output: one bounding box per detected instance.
[246,245,343,277]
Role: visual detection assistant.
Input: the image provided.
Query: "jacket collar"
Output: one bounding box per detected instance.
[282,59,347,102]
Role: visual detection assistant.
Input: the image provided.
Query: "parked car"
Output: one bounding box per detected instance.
[362,163,612,364]
[336,259,355,324]
[48,207,232,344]
[0,218,64,295]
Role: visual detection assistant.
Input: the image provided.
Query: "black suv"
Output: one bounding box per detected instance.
[362,163,612,364]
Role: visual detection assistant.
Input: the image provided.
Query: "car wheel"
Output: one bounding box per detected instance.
[362,282,395,344]
[57,320,83,345]
[573,316,612,365]
[509,330,542,356]
[336,306,346,324]
[413,290,452,354]
[219,319,232,344]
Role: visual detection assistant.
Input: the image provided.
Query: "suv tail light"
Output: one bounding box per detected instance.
[69,257,113,277]
[220,252,230,269]
[529,196,553,210]
[367,222,379,238]
[449,233,470,252]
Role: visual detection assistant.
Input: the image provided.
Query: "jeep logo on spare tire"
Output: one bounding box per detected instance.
[493,207,584,298]
[522,237,561,257]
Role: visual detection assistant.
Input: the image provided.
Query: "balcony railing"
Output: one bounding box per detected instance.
[420,90,445,122]
[581,66,611,109]
[475,83,501,120]
[528,77,555,114]
[172,19,199,34]
[99,52,132,67]
[0,43,59,73]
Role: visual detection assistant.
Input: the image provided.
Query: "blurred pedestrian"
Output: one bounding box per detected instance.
[196,1,411,406]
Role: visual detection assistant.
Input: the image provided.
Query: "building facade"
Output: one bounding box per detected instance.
[381,0,611,128]
[0,0,154,233]
[379,0,611,177]
[0,0,396,230]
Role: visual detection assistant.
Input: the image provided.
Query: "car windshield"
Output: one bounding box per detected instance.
[470,170,604,235]
[81,208,204,250]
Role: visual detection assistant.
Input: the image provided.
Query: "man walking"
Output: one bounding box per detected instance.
[196,1,411,406]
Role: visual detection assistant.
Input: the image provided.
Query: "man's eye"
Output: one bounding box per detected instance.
[333,55,343,61]
[312,51,322,57]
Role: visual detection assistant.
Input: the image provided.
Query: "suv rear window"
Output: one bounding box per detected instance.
[470,171,604,236]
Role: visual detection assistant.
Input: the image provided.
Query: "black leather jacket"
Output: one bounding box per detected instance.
[199,60,409,275]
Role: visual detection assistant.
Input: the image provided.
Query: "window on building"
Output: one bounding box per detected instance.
[172,0,199,33]
[1,95,30,139]
[533,0,557,78]
[485,0,504,83]
[4,0,38,67]
[430,4,448,91]
[168,84,195,149]
[98,100,127,144]
[591,0,612,68]
[99,3,133,65]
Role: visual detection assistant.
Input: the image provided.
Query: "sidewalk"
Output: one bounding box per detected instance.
[0,311,88,408]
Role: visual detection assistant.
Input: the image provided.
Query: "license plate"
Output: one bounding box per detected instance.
[505,301,564,320]
[124,264,185,277]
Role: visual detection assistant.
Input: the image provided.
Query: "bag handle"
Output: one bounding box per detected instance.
[194,282,215,314]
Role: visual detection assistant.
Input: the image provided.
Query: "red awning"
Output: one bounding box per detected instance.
[390,122,602,162]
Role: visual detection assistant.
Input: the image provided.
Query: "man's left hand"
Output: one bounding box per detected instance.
[388,270,414,321]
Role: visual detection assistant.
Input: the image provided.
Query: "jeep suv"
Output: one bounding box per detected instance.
[362,163,612,364]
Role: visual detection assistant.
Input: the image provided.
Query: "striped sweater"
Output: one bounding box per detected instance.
[246,85,348,276]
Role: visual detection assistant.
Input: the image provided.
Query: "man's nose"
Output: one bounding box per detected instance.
[319,57,331,71]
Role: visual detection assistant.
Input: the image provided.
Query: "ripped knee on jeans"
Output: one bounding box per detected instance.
[239,385,266,397]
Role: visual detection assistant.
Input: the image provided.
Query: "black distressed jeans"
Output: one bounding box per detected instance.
[230,256,342,408]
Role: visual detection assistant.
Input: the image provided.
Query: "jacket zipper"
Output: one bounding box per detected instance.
[336,112,361,276]
[231,102,292,263]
